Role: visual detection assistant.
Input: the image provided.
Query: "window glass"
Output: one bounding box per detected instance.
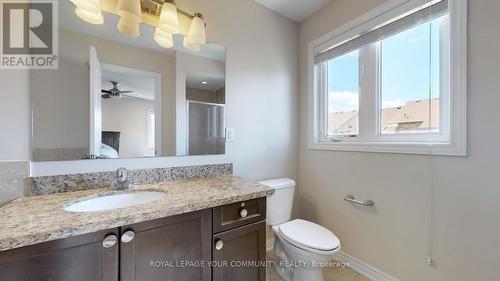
[380,17,445,134]
[326,50,360,136]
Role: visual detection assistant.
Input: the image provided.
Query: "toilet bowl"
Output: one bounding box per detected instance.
[258,179,341,281]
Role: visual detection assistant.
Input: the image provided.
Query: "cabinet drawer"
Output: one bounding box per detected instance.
[213,197,266,233]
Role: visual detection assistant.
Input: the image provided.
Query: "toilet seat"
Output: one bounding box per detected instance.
[278,219,340,253]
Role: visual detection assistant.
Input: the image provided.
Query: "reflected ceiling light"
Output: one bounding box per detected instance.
[154,28,174,48]
[185,13,206,44]
[201,81,208,85]
[116,0,142,37]
[158,0,179,34]
[71,0,104,25]
[182,13,206,52]
[69,0,209,50]
[183,37,201,52]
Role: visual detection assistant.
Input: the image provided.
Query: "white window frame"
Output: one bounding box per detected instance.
[308,0,467,156]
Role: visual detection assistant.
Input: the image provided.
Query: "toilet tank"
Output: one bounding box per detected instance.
[258,178,296,226]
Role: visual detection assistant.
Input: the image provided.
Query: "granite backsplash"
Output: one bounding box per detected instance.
[29,163,233,195]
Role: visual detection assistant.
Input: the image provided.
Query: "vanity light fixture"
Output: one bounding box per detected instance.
[116,0,142,37]
[183,38,200,52]
[71,0,104,25]
[68,0,207,51]
[201,81,208,85]
[183,13,206,52]
[154,27,174,48]
[157,0,180,34]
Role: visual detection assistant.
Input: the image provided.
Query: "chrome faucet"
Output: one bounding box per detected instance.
[116,167,131,190]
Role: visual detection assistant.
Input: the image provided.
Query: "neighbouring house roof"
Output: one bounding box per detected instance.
[328,98,440,135]
[328,111,358,135]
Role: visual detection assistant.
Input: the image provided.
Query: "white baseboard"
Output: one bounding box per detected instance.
[267,237,398,281]
[334,251,400,281]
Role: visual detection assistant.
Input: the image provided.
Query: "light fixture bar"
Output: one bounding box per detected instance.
[176,8,195,19]
[150,0,200,20]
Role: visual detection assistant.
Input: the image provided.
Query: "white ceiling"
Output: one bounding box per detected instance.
[253,0,331,22]
[186,73,225,92]
[102,71,156,101]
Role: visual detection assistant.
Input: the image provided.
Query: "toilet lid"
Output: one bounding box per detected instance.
[279,219,340,252]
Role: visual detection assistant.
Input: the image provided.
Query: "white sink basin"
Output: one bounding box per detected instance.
[64,191,166,212]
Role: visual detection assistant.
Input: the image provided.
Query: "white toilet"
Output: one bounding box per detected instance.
[259,178,340,281]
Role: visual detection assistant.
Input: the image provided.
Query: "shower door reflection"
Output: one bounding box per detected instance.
[187,101,225,155]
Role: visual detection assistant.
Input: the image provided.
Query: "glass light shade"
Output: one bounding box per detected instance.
[71,0,103,25]
[117,14,140,37]
[185,14,206,45]
[158,2,179,34]
[75,7,104,25]
[116,0,142,37]
[154,28,173,48]
[183,37,200,52]
[72,0,100,12]
[116,0,142,18]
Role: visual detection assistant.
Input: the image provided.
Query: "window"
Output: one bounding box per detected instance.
[310,0,467,155]
[380,16,445,136]
[327,50,360,136]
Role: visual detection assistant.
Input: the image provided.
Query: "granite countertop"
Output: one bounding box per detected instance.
[0,176,274,252]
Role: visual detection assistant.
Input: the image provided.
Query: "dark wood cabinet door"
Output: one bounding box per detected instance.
[120,209,212,281]
[0,228,119,281]
[212,221,266,281]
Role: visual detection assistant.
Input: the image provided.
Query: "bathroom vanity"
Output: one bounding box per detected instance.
[0,176,272,281]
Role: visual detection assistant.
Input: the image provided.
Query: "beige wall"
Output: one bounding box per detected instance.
[186,88,218,103]
[298,1,500,280]
[216,87,225,104]
[102,98,155,157]
[0,70,31,161]
[0,70,31,205]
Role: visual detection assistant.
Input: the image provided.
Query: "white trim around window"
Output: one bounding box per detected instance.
[307,0,467,156]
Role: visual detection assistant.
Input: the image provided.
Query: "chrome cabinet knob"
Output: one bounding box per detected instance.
[103,234,118,248]
[121,230,135,243]
[215,240,224,251]
[240,208,248,218]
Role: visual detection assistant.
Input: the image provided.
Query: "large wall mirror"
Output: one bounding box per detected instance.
[31,0,226,161]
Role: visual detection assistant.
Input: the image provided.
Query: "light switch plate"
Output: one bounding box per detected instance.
[225,128,235,142]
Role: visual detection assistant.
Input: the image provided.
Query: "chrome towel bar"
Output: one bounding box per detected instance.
[344,194,374,207]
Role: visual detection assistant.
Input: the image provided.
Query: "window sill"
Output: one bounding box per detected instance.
[308,141,466,156]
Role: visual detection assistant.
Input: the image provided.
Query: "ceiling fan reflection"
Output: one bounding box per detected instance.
[101,81,138,99]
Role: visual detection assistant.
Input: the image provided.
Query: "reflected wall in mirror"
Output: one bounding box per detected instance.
[100,64,160,158]
[31,0,226,161]
[186,72,226,156]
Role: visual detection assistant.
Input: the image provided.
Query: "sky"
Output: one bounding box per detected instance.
[327,16,444,113]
